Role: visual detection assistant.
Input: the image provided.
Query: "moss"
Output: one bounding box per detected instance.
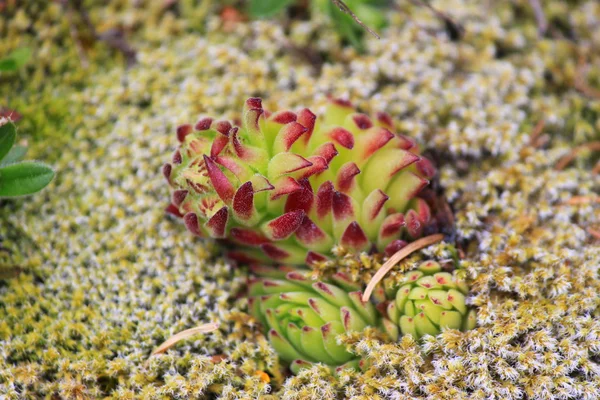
[0,0,599,398]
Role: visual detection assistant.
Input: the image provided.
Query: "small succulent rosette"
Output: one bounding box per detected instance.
[164,97,436,266]
[381,260,476,340]
[248,266,378,374]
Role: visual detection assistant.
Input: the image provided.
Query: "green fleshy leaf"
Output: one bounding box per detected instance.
[439,310,463,330]
[327,1,363,50]
[248,0,294,18]
[0,121,16,162]
[321,321,353,363]
[0,47,31,72]
[0,161,55,197]
[414,312,439,337]
[0,145,27,167]
[300,326,337,364]
[290,359,313,375]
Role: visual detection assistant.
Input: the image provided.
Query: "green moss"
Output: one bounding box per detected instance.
[1,1,599,398]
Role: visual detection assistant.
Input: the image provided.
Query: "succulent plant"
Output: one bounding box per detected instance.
[248,265,378,374]
[381,260,476,340]
[164,97,435,266]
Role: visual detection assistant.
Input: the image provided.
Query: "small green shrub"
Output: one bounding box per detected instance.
[0,120,54,198]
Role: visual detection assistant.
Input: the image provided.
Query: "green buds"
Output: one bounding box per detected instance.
[381,260,476,340]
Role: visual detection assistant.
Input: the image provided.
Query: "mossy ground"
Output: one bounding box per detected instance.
[1,1,599,399]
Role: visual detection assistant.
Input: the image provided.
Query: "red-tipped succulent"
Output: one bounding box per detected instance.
[164,98,436,265]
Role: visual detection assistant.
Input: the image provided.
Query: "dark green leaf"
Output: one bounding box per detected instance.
[0,161,55,197]
[0,122,16,163]
[0,145,27,167]
[248,0,294,18]
[328,2,363,50]
[0,47,31,72]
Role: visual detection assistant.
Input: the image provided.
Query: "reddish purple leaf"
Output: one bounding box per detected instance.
[413,198,432,224]
[172,150,182,164]
[203,155,235,204]
[295,216,327,246]
[184,212,203,236]
[415,157,436,179]
[233,182,254,221]
[380,213,405,238]
[312,142,338,164]
[264,210,305,240]
[352,114,373,129]
[271,177,303,200]
[165,203,184,218]
[331,98,353,108]
[163,163,172,183]
[210,135,229,157]
[385,240,408,257]
[284,179,314,213]
[306,251,328,266]
[336,162,360,194]
[406,209,423,238]
[206,207,229,238]
[297,108,316,144]
[316,181,334,220]
[328,127,354,149]
[176,124,193,142]
[215,120,232,135]
[340,221,369,251]
[376,112,393,129]
[214,156,245,180]
[195,117,213,131]
[297,156,328,179]
[332,191,354,222]
[395,134,416,150]
[270,110,297,124]
[363,189,389,221]
[230,227,269,246]
[172,189,188,207]
[261,243,290,261]
[359,128,394,161]
[245,97,262,110]
[276,122,308,151]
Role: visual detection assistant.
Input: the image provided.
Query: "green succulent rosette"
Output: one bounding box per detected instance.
[248,265,378,374]
[381,260,477,340]
[164,97,435,266]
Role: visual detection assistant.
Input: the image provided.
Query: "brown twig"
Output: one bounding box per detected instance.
[593,160,600,175]
[554,141,600,170]
[561,196,600,206]
[66,6,90,69]
[587,227,600,240]
[528,0,548,35]
[0,266,22,280]
[60,0,136,68]
[529,119,546,146]
[574,53,600,100]
[331,0,380,39]
[362,234,445,302]
[151,322,220,356]
[408,0,464,40]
